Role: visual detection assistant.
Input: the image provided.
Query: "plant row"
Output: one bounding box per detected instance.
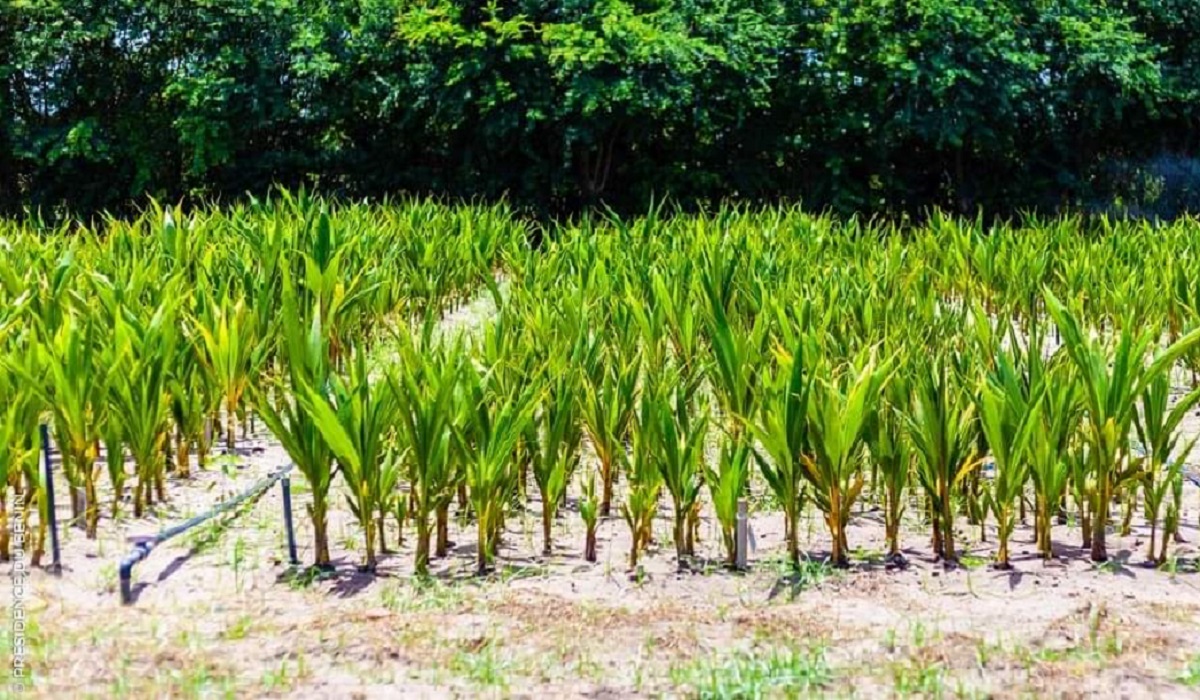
[3,199,1200,576]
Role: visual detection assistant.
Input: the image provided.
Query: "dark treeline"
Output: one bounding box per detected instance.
[2,0,1199,218]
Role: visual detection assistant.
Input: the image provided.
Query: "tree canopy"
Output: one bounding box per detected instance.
[2,0,1198,216]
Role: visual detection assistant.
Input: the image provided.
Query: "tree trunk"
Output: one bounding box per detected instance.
[585,526,597,562]
[66,453,82,525]
[687,501,700,556]
[310,501,331,568]
[886,488,901,557]
[830,488,848,568]
[786,507,800,569]
[154,460,166,503]
[1081,506,1091,549]
[176,433,190,479]
[542,498,553,556]
[600,455,614,517]
[1120,491,1134,536]
[996,530,1011,570]
[942,494,957,563]
[477,517,489,575]
[1036,501,1051,559]
[85,469,99,539]
[673,512,686,563]
[377,513,389,554]
[362,516,377,572]
[435,504,449,557]
[415,516,431,576]
[134,477,145,518]
[226,400,237,452]
[1090,488,1108,562]
[931,508,943,560]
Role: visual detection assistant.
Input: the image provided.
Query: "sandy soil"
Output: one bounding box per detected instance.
[12,427,1200,699]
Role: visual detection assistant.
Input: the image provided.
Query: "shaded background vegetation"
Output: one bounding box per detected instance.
[2,0,1199,217]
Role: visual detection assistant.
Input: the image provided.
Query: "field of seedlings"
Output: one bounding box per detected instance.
[4,196,1200,698]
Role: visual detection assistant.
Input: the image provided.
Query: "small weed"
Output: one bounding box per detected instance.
[223,615,254,640]
[883,628,898,654]
[974,639,1004,670]
[1101,632,1123,658]
[212,453,240,478]
[892,660,946,698]
[173,663,236,699]
[380,578,472,613]
[1179,655,1200,687]
[1086,603,1106,650]
[450,639,511,689]
[285,566,331,590]
[96,562,118,593]
[669,645,832,698]
[909,621,937,649]
[768,555,838,600]
[186,514,237,554]
[261,658,303,692]
[852,546,886,565]
[230,535,248,591]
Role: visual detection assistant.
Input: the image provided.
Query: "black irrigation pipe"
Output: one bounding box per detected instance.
[118,464,295,605]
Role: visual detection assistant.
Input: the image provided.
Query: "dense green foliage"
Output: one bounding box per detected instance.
[4,1,1200,216]
[4,195,1200,575]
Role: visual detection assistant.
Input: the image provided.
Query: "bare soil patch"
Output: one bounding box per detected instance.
[16,429,1200,698]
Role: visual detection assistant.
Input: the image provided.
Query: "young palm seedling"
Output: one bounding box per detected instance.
[977,350,1042,569]
[580,331,639,517]
[0,350,40,560]
[654,371,709,563]
[1046,290,1200,561]
[624,367,665,571]
[751,335,816,568]
[580,469,600,562]
[195,296,266,453]
[1134,372,1200,564]
[463,358,538,574]
[1028,365,1081,560]
[906,355,980,565]
[529,354,584,556]
[35,313,109,535]
[297,347,397,571]
[107,296,181,518]
[707,435,752,568]
[254,280,337,569]
[864,375,912,565]
[804,351,893,567]
[386,330,463,575]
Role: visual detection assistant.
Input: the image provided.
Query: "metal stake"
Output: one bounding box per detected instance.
[40,424,62,574]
